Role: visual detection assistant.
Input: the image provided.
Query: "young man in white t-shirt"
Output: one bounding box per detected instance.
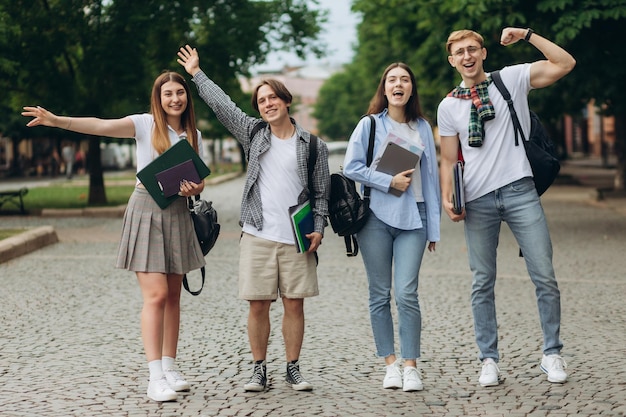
[437,28,575,387]
[177,45,330,392]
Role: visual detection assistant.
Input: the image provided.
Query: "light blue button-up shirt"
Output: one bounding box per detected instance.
[343,110,441,242]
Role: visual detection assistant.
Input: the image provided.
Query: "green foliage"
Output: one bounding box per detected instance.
[0,0,326,200]
[314,0,626,154]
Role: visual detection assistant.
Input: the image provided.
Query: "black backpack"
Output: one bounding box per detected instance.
[491,70,560,196]
[328,115,375,257]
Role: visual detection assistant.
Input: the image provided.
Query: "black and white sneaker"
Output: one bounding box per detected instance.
[244,360,267,392]
[285,360,313,391]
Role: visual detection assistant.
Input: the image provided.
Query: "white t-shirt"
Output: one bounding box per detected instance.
[387,118,425,202]
[242,131,301,244]
[437,64,534,202]
[129,113,203,185]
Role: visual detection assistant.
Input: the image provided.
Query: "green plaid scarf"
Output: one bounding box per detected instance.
[447,76,495,147]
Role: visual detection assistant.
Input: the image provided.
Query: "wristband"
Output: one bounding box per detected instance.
[524,28,534,42]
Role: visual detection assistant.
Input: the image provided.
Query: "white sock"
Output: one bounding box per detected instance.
[162,356,176,371]
[148,359,164,381]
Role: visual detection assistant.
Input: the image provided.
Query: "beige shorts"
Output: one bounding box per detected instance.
[238,232,319,300]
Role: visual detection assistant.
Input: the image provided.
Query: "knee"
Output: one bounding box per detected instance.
[249,300,272,316]
[144,288,168,308]
[282,298,304,316]
[394,291,419,310]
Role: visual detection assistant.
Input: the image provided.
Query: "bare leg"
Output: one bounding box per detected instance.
[136,272,169,361]
[248,300,272,360]
[162,273,183,358]
[282,297,305,362]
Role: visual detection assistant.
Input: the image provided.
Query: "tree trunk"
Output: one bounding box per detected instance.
[614,114,626,191]
[87,137,107,205]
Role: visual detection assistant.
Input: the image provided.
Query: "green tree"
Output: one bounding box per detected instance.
[316,0,626,189]
[1,0,326,201]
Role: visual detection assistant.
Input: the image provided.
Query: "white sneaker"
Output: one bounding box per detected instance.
[164,368,191,392]
[382,361,403,389]
[541,354,568,383]
[402,366,424,392]
[147,376,177,402]
[478,358,501,387]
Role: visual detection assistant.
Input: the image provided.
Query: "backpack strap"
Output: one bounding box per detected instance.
[308,134,318,208]
[363,115,376,203]
[491,70,526,146]
[249,120,267,141]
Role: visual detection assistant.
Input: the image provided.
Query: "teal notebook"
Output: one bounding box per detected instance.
[136,140,211,209]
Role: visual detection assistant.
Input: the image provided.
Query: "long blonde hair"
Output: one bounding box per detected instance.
[150,71,199,154]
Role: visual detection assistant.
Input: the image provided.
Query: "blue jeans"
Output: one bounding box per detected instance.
[357,203,428,360]
[465,177,562,362]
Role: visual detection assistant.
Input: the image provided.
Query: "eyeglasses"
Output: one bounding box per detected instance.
[452,46,482,58]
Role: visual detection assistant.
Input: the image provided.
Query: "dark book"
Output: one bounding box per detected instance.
[155,159,201,198]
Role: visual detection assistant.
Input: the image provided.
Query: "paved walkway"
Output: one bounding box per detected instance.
[1,155,625,416]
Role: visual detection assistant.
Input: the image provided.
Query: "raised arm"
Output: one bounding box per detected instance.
[500,27,576,89]
[22,106,135,138]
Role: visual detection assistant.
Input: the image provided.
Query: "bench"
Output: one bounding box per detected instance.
[0,187,28,214]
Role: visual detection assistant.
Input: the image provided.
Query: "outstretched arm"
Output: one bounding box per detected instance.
[21,106,134,138]
[500,27,576,89]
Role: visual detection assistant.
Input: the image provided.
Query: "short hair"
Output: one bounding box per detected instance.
[446,30,485,54]
[251,79,293,112]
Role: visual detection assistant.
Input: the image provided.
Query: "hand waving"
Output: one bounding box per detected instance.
[177,45,201,77]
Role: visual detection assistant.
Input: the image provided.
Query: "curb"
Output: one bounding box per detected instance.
[41,205,128,218]
[0,225,59,264]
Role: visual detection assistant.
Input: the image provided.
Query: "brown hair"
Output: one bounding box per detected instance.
[251,79,293,112]
[367,62,423,122]
[446,30,484,54]
[150,71,199,155]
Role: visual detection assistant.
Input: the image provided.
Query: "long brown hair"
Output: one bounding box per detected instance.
[150,71,199,155]
[367,63,423,123]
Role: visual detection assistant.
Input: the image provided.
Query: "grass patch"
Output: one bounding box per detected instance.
[0,229,27,240]
[20,185,135,210]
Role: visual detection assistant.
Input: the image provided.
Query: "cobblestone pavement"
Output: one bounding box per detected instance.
[1,155,625,416]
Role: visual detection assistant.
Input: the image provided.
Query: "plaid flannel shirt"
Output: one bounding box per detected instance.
[192,71,330,234]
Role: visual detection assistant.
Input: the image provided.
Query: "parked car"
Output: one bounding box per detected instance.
[326,141,349,155]
[100,143,130,170]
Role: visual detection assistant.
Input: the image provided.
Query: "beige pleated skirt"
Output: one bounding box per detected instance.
[115,187,205,274]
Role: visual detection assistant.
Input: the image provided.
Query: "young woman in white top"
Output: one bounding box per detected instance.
[22,71,205,402]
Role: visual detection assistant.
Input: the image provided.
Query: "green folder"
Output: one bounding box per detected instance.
[288,201,314,253]
[136,139,211,209]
